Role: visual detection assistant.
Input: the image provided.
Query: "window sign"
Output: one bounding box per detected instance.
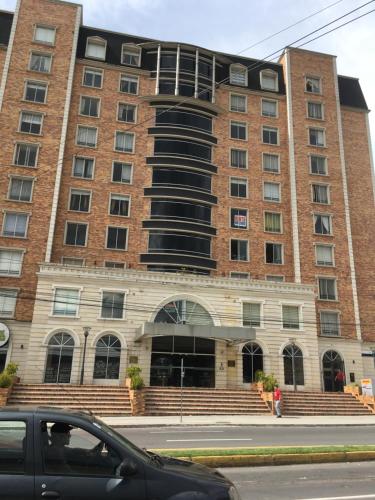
[234,214,247,228]
[0,323,10,347]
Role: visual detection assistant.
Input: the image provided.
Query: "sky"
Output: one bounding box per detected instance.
[1,0,374,166]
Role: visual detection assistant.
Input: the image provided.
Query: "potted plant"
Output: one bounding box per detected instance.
[0,362,18,406]
[253,370,265,392]
[125,366,145,416]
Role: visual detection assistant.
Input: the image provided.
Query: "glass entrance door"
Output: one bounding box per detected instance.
[323,350,344,392]
[44,333,74,383]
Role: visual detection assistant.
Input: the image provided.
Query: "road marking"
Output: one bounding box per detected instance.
[166,438,253,442]
[297,495,375,500]
[150,430,224,434]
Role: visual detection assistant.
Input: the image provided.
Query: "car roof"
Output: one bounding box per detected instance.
[0,406,96,422]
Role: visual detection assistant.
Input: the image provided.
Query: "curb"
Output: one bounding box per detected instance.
[172,451,375,468]
[106,422,375,428]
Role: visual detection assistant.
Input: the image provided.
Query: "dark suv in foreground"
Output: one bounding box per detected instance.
[0,406,241,500]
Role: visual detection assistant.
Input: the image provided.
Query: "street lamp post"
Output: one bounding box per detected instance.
[80,326,91,385]
[289,338,297,392]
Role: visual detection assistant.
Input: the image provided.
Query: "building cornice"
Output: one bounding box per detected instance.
[38,263,315,296]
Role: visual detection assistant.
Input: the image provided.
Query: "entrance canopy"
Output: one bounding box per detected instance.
[135,322,255,345]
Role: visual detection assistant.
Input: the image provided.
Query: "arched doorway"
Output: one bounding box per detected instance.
[242,342,263,383]
[323,350,345,392]
[44,332,74,383]
[283,344,304,386]
[93,334,121,380]
[150,299,215,387]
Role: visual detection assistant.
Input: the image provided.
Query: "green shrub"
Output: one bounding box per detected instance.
[263,374,278,392]
[126,366,142,378]
[254,370,265,382]
[5,362,18,376]
[126,365,144,390]
[0,372,12,388]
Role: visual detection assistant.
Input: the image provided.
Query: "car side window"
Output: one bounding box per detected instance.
[0,420,27,474]
[41,421,122,477]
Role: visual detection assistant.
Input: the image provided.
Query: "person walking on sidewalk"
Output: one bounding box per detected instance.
[274,384,282,418]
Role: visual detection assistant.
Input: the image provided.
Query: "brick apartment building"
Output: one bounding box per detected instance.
[0,0,374,391]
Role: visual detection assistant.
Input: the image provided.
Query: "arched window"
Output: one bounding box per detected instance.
[322,350,345,392]
[242,342,263,383]
[154,299,213,325]
[230,64,248,87]
[93,335,121,379]
[260,69,278,91]
[44,332,74,383]
[283,344,304,386]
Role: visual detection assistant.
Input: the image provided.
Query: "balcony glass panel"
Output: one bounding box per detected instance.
[152,168,211,192]
[148,231,211,257]
[154,138,211,162]
[155,109,212,133]
[151,199,211,225]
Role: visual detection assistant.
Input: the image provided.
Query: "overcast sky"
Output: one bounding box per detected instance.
[1,0,374,166]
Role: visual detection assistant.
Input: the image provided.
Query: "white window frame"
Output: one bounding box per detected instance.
[309,127,326,147]
[318,276,338,301]
[105,226,129,251]
[51,285,82,318]
[315,244,335,267]
[309,154,328,176]
[121,44,141,67]
[229,64,248,87]
[29,51,52,73]
[99,288,128,320]
[13,142,40,168]
[7,176,35,203]
[33,24,56,45]
[114,131,135,154]
[2,212,30,239]
[79,95,101,118]
[0,248,25,277]
[117,102,137,124]
[76,125,98,148]
[230,272,250,279]
[230,148,248,169]
[263,181,281,203]
[307,101,324,120]
[265,241,283,265]
[19,111,44,135]
[320,310,341,337]
[262,152,280,173]
[313,213,333,236]
[281,303,303,330]
[85,36,107,60]
[104,261,126,270]
[23,79,48,104]
[305,75,322,94]
[108,193,131,217]
[111,161,133,184]
[230,208,248,230]
[261,98,278,118]
[264,211,282,234]
[260,69,279,92]
[229,177,248,198]
[82,66,103,89]
[64,221,89,247]
[230,120,247,141]
[68,188,92,213]
[72,156,95,180]
[230,238,249,262]
[61,257,85,267]
[266,275,285,282]
[311,183,330,205]
[0,288,18,318]
[119,74,139,95]
[241,300,265,329]
[229,93,247,113]
[262,126,279,146]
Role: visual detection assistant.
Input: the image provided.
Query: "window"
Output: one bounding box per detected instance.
[264,212,281,233]
[80,96,100,117]
[94,335,121,379]
[231,208,248,229]
[101,291,125,319]
[8,177,33,202]
[105,261,125,269]
[320,311,340,336]
[109,194,130,217]
[2,213,28,238]
[120,74,139,94]
[312,184,329,204]
[309,128,325,147]
[283,344,304,385]
[264,182,280,202]
[25,81,47,103]
[305,76,321,93]
[310,155,327,175]
[69,189,91,212]
[115,132,134,153]
[316,245,334,266]
[0,250,23,276]
[314,214,332,235]
[318,277,337,300]
[14,143,38,167]
[106,227,127,250]
[265,242,282,264]
[19,111,43,134]
[230,64,248,86]
[0,420,26,473]
[230,94,247,112]
[53,288,80,316]
[266,275,284,282]
[34,25,55,44]
[62,257,84,267]
[230,177,247,198]
[263,126,278,145]
[230,272,249,279]
[29,52,51,73]
[263,153,279,173]
[243,303,261,327]
[72,157,94,179]
[76,126,97,147]
[230,149,247,169]
[83,67,103,88]
[230,239,248,261]
[65,222,87,246]
[308,102,323,119]
[117,103,136,123]
[112,162,132,184]
[86,37,106,60]
[230,121,247,140]
[121,45,141,66]
[0,289,17,317]
[260,69,278,91]
[282,305,300,329]
[262,99,277,117]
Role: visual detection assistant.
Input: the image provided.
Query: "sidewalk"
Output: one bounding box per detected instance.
[101,414,375,427]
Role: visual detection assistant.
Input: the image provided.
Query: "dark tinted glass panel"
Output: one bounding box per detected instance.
[198,86,211,101]
[154,138,211,161]
[179,83,195,97]
[174,336,194,353]
[159,80,175,95]
[198,59,212,78]
[180,55,195,73]
[195,337,215,354]
[155,109,212,133]
[147,265,210,275]
[152,336,173,352]
[160,53,176,69]
[148,232,211,257]
[151,199,211,224]
[0,421,26,473]
[152,168,211,192]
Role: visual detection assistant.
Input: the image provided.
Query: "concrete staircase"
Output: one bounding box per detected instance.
[144,387,270,415]
[6,384,132,416]
[282,391,373,416]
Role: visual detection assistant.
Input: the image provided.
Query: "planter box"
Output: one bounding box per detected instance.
[129,389,145,416]
[344,385,361,396]
[0,387,10,406]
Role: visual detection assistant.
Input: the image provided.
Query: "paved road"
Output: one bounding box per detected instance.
[221,462,375,500]
[118,425,375,449]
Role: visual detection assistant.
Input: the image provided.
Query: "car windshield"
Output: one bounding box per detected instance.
[92,417,151,463]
